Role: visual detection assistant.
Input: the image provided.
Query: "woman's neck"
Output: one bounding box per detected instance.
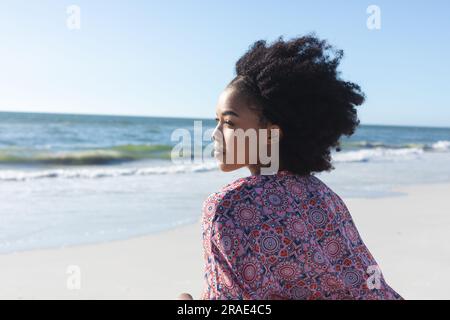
[248,163,286,176]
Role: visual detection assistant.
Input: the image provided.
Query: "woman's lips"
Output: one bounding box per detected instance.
[214,149,225,158]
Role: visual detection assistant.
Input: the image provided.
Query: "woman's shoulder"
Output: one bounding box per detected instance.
[204,170,314,205]
[221,174,264,193]
[202,174,265,219]
[204,175,261,203]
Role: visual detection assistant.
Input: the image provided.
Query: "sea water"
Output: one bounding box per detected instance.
[0,111,449,253]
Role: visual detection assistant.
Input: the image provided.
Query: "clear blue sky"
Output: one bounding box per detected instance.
[0,0,449,127]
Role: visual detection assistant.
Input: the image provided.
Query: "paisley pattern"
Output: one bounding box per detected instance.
[201,170,403,300]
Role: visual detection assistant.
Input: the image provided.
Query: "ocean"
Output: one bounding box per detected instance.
[1,111,449,254]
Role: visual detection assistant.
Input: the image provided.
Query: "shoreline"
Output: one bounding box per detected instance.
[0,181,449,299]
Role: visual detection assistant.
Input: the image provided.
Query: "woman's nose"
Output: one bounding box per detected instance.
[211,126,220,141]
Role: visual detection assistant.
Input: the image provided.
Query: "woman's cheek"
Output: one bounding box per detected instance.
[222,129,235,155]
[222,128,253,165]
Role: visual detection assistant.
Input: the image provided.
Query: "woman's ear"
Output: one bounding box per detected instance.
[267,124,282,143]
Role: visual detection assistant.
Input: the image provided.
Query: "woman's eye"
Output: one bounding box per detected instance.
[214,118,234,127]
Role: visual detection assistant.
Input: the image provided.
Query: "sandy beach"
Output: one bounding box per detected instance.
[0,181,449,300]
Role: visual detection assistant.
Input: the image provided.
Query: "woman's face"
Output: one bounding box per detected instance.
[212,87,280,174]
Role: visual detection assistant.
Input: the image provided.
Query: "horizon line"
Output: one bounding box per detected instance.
[0,109,448,130]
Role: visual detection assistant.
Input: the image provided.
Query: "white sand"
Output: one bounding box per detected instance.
[0,182,449,300]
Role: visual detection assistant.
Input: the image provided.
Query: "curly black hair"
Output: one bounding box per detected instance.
[227,34,365,176]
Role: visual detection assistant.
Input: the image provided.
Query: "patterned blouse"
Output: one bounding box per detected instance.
[201,170,403,300]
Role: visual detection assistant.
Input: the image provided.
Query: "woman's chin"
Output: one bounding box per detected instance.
[217,162,245,172]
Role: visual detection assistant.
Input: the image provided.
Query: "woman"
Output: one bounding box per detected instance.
[182,34,403,300]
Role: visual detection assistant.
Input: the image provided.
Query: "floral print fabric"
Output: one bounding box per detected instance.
[201,170,403,300]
